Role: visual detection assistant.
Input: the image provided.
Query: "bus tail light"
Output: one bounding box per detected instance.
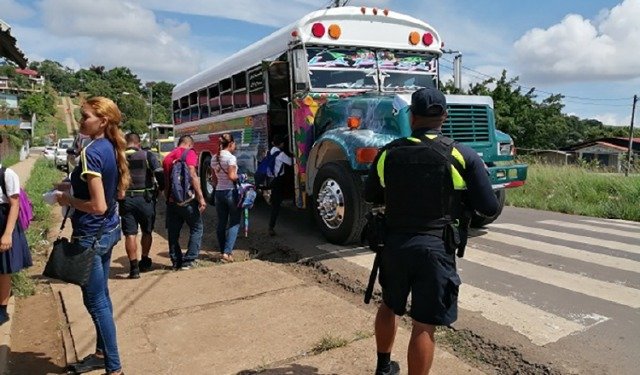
[328,24,341,39]
[356,148,379,164]
[347,116,361,129]
[423,33,434,46]
[409,31,420,45]
[312,23,325,38]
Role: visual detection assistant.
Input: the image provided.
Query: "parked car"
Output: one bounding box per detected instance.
[55,137,74,170]
[43,146,56,161]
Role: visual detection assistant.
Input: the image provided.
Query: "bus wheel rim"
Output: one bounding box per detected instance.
[317,178,345,230]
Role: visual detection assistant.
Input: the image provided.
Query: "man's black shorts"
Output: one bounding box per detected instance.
[119,195,156,236]
[378,232,461,325]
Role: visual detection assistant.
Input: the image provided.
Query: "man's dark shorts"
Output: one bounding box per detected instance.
[378,232,461,326]
[119,195,156,236]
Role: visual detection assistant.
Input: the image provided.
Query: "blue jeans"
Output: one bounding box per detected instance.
[215,190,241,254]
[75,225,122,373]
[166,200,203,266]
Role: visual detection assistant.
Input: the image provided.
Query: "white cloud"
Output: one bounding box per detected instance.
[31,0,202,82]
[592,113,631,127]
[138,0,391,27]
[514,0,640,83]
[0,0,34,20]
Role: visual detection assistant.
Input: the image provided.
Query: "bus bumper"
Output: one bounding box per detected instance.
[488,163,528,190]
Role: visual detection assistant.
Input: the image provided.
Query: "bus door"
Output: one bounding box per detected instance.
[266,60,297,203]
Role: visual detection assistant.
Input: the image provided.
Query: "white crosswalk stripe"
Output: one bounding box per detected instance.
[489,223,640,255]
[464,248,640,308]
[314,216,638,347]
[581,219,640,231]
[458,285,594,346]
[538,220,640,240]
[476,231,640,273]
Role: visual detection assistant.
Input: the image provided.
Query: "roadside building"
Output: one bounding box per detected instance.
[561,137,640,172]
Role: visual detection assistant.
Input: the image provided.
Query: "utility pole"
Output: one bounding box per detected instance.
[625,94,637,177]
[442,49,462,91]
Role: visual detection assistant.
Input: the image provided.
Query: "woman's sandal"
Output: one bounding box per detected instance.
[221,254,234,263]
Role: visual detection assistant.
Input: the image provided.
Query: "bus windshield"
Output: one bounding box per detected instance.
[306,47,437,92]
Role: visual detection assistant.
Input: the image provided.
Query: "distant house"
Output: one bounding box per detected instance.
[561,137,640,172]
[15,67,45,86]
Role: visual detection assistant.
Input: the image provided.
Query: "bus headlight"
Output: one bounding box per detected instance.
[499,142,513,155]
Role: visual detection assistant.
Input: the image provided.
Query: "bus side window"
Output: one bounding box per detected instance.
[248,66,266,107]
[233,71,248,110]
[209,84,220,115]
[220,78,233,113]
[198,89,209,118]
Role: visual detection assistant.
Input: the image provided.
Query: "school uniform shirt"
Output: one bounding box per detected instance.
[270,146,293,177]
[0,165,20,203]
[70,138,120,237]
[0,165,31,274]
[212,150,237,191]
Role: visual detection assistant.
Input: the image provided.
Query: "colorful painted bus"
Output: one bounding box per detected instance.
[172,6,527,244]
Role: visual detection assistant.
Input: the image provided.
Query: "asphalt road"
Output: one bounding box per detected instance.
[252,202,640,374]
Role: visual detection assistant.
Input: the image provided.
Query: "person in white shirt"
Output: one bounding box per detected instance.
[268,135,293,236]
[0,165,32,326]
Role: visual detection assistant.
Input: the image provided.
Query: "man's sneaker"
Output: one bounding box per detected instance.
[180,261,193,270]
[139,256,152,272]
[67,353,105,373]
[375,361,400,375]
[0,310,9,326]
[128,267,140,279]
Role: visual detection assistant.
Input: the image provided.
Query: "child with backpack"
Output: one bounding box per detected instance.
[264,135,292,236]
[0,165,33,326]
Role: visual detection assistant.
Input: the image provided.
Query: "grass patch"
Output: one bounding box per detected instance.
[1,151,20,168]
[311,334,349,354]
[507,163,640,221]
[32,114,68,146]
[12,158,65,297]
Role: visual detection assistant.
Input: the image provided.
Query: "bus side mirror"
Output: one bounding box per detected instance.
[291,48,311,93]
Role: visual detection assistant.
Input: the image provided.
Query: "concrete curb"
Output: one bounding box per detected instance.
[0,296,15,375]
[51,284,78,366]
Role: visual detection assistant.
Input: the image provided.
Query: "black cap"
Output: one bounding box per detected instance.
[410,87,447,117]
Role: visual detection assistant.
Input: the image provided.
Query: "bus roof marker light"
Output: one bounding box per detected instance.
[422,32,434,46]
[311,23,325,38]
[291,30,299,37]
[372,8,378,15]
[409,31,420,45]
[383,9,389,16]
[360,7,366,14]
[328,24,341,39]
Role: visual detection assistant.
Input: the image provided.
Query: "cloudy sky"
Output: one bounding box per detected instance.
[2,0,639,126]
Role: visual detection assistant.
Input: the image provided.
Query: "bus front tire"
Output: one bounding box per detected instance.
[313,161,367,245]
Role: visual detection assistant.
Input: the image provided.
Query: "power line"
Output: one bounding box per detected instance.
[439,56,632,103]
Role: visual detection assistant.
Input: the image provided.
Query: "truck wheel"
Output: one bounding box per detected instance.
[200,154,214,202]
[470,188,506,227]
[313,161,367,244]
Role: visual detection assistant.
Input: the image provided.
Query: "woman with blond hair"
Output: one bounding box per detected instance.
[56,96,129,375]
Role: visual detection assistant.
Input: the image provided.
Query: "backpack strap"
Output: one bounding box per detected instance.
[435,136,466,177]
[0,167,6,198]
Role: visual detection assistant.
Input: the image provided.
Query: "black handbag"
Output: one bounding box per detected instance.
[43,205,112,287]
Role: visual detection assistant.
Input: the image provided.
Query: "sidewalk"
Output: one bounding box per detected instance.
[55,259,484,374]
[0,155,38,375]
